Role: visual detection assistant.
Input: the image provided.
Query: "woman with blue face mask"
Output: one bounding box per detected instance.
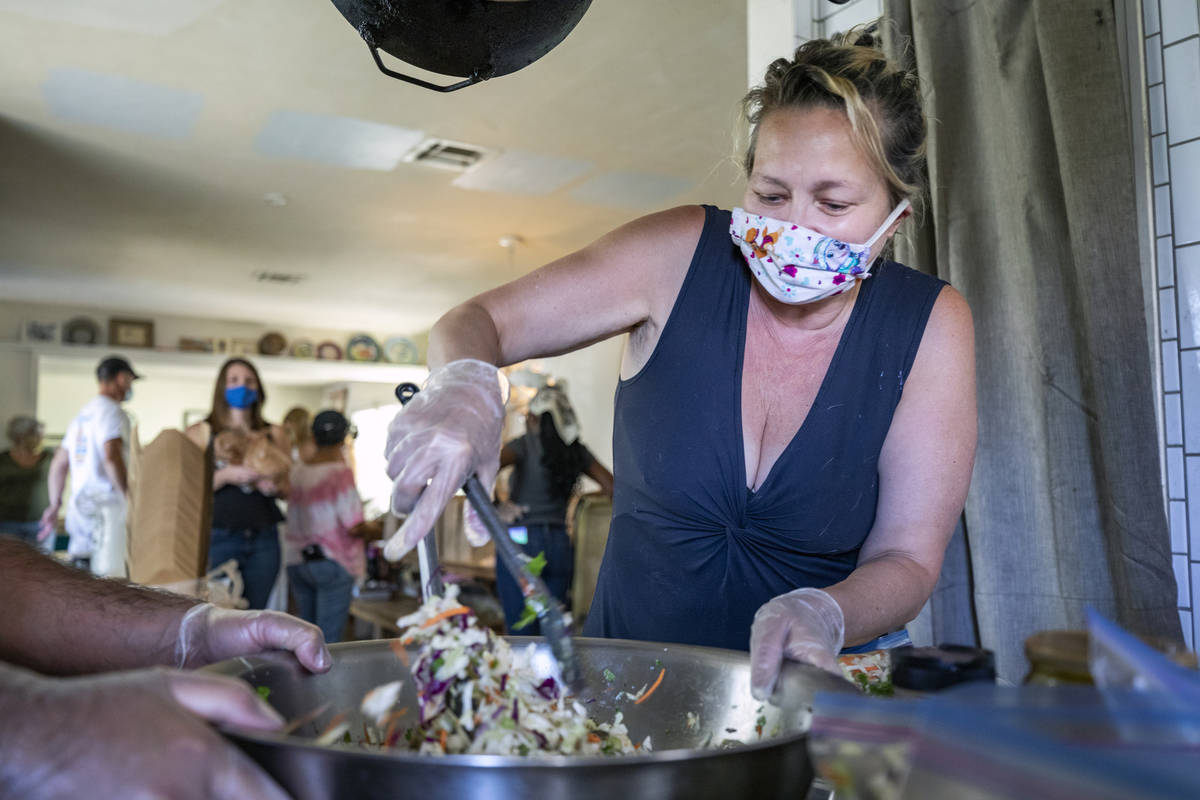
[383,28,977,697]
[186,358,292,610]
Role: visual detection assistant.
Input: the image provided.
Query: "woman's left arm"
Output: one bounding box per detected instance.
[825,286,977,646]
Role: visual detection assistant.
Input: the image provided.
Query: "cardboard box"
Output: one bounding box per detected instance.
[126,429,213,585]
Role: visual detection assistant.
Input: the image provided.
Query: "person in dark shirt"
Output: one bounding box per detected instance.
[383,29,976,701]
[186,358,292,610]
[0,416,53,548]
[494,385,612,633]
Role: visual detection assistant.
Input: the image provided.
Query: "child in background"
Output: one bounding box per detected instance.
[285,410,365,643]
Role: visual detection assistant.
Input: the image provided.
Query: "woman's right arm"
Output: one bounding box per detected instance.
[384,206,705,561]
[427,205,705,369]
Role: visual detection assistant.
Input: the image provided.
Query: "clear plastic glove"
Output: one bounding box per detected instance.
[749,587,845,701]
[175,603,331,673]
[0,665,289,800]
[384,359,508,561]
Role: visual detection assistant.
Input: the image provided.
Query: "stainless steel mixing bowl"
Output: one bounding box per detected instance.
[203,636,854,800]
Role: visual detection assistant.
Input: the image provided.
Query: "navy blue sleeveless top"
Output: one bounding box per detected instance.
[582,205,946,651]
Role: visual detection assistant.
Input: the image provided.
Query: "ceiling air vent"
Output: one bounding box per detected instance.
[404,138,488,171]
[253,271,305,285]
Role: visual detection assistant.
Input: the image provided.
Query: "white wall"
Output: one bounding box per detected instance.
[0,298,427,444]
[36,368,325,445]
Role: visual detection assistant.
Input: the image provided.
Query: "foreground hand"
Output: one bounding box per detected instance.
[384,359,508,561]
[175,603,331,673]
[0,666,289,800]
[749,588,845,701]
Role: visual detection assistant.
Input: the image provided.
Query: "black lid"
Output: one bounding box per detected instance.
[891,644,996,692]
[96,355,141,381]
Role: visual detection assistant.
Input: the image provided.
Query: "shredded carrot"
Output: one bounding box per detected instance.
[317,711,348,741]
[634,668,666,705]
[439,729,449,751]
[389,638,411,666]
[587,733,601,743]
[420,606,474,629]
[401,636,414,646]
[383,719,399,746]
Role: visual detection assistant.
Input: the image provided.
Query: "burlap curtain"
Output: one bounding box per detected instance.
[883,0,1182,682]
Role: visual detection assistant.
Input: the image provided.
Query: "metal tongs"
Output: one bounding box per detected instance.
[395,382,584,692]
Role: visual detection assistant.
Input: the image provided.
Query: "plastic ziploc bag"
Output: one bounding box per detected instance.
[1086,606,1200,709]
[807,691,923,800]
[902,698,1200,800]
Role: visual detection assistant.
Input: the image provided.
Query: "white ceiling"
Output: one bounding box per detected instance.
[0,0,749,336]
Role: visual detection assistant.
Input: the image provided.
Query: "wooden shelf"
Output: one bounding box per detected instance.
[0,340,428,386]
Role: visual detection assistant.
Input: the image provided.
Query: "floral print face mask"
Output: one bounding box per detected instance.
[730,199,910,305]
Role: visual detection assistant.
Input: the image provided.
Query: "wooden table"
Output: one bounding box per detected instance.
[349,594,422,639]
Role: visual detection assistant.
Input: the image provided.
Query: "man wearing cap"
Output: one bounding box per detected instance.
[40,356,140,574]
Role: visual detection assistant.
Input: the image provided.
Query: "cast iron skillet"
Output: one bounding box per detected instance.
[331,0,593,91]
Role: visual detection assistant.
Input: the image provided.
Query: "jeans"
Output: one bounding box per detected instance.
[495,523,574,636]
[0,520,45,548]
[209,526,280,610]
[288,559,355,644]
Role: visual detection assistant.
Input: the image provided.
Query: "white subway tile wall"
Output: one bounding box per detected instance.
[1172,498,1189,552]
[1146,0,1162,36]
[1161,0,1200,44]
[1152,82,1168,135]
[1148,0,1200,647]
[1178,244,1200,345]
[1171,140,1200,243]
[1163,38,1200,142]
[1167,391,1184,445]
[1169,447,1187,498]
[1159,235,1176,287]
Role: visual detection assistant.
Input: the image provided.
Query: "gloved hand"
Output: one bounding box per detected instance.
[384,359,508,561]
[175,603,331,673]
[749,587,845,701]
[0,665,290,800]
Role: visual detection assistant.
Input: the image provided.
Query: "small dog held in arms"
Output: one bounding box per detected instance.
[213,429,291,487]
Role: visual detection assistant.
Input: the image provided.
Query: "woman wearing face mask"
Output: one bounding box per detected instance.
[383,29,976,698]
[186,358,292,610]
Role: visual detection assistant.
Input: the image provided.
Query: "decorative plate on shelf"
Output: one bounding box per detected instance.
[289,338,315,358]
[258,331,287,356]
[346,334,381,362]
[62,316,100,345]
[316,341,343,360]
[383,336,419,364]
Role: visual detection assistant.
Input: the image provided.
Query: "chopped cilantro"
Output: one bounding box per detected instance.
[518,743,530,756]
[343,730,352,743]
[255,686,271,700]
[602,668,616,682]
[512,603,539,631]
[432,656,445,671]
[499,716,516,729]
[526,551,547,577]
[653,658,663,670]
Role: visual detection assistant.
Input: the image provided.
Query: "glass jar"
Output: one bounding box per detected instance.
[1023,629,1198,686]
[1023,630,1093,686]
